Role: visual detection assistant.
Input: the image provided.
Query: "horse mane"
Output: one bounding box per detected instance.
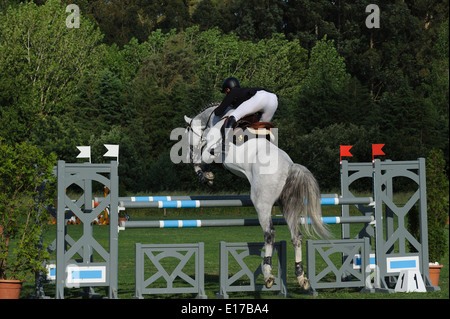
[199,101,220,113]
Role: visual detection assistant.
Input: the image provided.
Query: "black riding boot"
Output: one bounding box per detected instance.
[222,116,236,154]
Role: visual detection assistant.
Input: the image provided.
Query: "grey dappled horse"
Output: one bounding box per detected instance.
[184,103,329,290]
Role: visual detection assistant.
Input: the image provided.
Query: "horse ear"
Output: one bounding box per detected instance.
[184,115,192,124]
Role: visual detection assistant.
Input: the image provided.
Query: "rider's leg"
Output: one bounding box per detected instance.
[229,91,278,122]
[222,116,236,153]
[222,91,277,154]
[258,92,278,122]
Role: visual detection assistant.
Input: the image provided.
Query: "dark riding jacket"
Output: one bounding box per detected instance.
[214,87,264,117]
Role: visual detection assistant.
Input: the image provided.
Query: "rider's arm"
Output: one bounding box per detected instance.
[214,91,236,116]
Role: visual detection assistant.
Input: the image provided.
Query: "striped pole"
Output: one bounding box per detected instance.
[121,216,374,229]
[119,197,374,209]
[95,194,339,203]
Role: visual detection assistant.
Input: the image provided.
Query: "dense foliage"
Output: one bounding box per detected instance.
[425,149,449,262]
[0,0,448,192]
[407,149,449,263]
[0,140,56,280]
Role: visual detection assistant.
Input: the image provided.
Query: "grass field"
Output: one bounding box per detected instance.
[19,195,449,300]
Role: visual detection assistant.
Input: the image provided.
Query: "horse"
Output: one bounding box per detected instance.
[183,102,330,290]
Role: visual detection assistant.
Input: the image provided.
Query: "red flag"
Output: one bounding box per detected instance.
[340,145,353,164]
[372,144,385,162]
[372,144,385,156]
[340,145,353,157]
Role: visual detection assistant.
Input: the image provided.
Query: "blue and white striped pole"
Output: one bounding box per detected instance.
[96,194,339,203]
[96,194,253,203]
[119,197,374,209]
[121,216,375,229]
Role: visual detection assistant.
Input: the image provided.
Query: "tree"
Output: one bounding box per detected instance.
[252,34,308,96]
[282,123,380,190]
[293,36,351,133]
[0,0,104,144]
[94,70,125,127]
[0,140,56,280]
[232,0,284,40]
[88,0,144,46]
[423,18,449,162]
[425,149,449,262]
[409,149,449,263]
[282,0,339,50]
[1,1,448,194]
[192,0,221,31]
[157,0,192,32]
[127,31,203,164]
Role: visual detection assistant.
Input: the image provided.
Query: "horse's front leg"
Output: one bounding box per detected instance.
[195,127,223,185]
[202,126,222,163]
[190,137,214,186]
[193,164,205,180]
[191,144,207,182]
[192,152,215,186]
[194,164,214,186]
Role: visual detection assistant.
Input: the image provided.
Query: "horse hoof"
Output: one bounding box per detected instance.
[204,171,215,181]
[303,278,310,291]
[265,276,274,289]
[298,275,310,290]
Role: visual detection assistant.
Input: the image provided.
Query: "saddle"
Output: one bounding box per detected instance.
[221,113,275,146]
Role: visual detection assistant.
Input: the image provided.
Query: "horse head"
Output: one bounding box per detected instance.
[183,106,219,186]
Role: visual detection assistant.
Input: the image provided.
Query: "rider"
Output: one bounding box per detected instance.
[215,77,278,152]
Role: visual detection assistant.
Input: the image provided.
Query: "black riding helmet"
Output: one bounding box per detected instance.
[221,77,240,93]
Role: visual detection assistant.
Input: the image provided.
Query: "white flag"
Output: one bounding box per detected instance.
[104,144,119,161]
[76,146,91,162]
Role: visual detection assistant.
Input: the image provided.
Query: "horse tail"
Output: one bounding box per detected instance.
[279,164,330,239]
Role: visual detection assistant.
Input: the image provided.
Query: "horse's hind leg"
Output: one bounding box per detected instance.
[280,204,310,290]
[254,202,276,288]
[292,233,309,290]
[262,218,276,288]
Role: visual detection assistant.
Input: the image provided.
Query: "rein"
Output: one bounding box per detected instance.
[185,108,219,165]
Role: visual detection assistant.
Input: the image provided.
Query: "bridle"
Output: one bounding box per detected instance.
[185,109,222,165]
[185,117,207,166]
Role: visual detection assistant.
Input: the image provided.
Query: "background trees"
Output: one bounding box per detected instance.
[0,0,104,159]
[1,0,448,192]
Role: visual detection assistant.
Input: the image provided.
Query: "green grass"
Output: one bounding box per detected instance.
[19,200,449,299]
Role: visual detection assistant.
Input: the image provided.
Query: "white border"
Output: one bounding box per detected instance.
[66,265,107,284]
[386,256,419,273]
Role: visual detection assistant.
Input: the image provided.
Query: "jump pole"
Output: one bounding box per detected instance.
[120,216,375,229]
[95,193,340,203]
[119,197,374,209]
[96,194,252,203]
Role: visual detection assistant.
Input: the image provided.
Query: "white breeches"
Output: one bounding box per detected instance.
[229,90,278,122]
